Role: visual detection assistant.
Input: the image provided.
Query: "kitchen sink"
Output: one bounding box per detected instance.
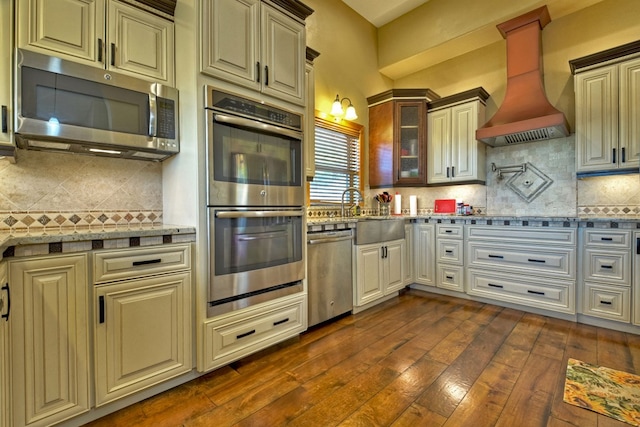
[354,218,405,245]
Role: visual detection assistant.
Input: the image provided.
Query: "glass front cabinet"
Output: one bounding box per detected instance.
[368,89,439,188]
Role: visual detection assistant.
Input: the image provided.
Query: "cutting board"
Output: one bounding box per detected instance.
[434,199,456,213]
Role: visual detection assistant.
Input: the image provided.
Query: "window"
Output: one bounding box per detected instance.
[309,117,363,204]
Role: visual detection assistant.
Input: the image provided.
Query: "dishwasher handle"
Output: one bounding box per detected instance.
[308,235,353,245]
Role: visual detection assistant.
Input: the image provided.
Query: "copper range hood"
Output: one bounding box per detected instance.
[476,5,569,146]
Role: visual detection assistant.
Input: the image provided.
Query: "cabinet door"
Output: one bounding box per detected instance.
[575,65,619,172]
[451,101,483,181]
[304,61,315,180]
[385,240,405,293]
[9,255,90,427]
[369,101,394,187]
[633,232,640,326]
[355,245,384,306]
[395,101,427,185]
[260,3,305,105]
[414,223,435,286]
[94,272,192,406]
[0,0,13,149]
[404,224,413,285]
[17,0,105,65]
[200,0,260,89]
[619,57,640,170]
[0,262,8,427]
[108,0,174,84]
[427,108,451,184]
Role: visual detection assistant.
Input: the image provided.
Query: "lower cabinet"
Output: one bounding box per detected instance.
[413,222,435,286]
[404,223,414,285]
[8,254,91,427]
[0,261,9,427]
[466,226,577,315]
[355,239,405,307]
[436,223,464,292]
[94,272,192,406]
[634,232,640,325]
[93,244,193,406]
[201,293,306,372]
[580,229,633,323]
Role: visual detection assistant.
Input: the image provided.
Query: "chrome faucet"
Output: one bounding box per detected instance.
[341,187,364,218]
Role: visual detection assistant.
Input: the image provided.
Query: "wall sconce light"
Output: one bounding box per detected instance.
[330,94,358,120]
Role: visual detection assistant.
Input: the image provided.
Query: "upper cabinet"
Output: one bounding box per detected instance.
[305,47,320,181]
[200,0,313,107]
[17,0,175,85]
[570,41,640,176]
[0,0,13,157]
[368,89,439,188]
[427,88,489,185]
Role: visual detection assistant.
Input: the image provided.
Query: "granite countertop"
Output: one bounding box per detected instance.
[0,224,197,261]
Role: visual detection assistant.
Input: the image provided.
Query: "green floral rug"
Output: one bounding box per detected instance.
[564,358,640,426]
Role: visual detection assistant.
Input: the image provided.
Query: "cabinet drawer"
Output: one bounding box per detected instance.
[584,230,631,248]
[467,226,576,245]
[437,239,463,264]
[468,269,574,314]
[437,264,464,292]
[583,283,630,322]
[582,248,630,286]
[436,224,464,239]
[467,242,575,278]
[94,244,191,283]
[203,295,306,371]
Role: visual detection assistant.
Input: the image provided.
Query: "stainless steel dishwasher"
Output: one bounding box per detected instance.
[307,229,353,327]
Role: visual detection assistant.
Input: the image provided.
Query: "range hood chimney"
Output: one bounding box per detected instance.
[476,5,569,146]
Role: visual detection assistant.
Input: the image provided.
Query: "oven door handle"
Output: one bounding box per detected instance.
[213,113,302,140]
[238,231,288,241]
[216,210,304,219]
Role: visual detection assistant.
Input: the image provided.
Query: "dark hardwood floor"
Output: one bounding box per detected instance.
[85,289,640,427]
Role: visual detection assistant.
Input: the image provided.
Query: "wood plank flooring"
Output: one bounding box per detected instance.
[85,289,640,427]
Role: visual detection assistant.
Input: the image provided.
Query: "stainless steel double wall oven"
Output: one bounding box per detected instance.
[205,87,305,317]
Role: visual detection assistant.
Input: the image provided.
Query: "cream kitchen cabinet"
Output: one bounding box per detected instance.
[0,261,8,427]
[435,223,464,292]
[17,0,175,84]
[8,254,91,427]
[571,42,640,175]
[466,226,576,314]
[304,48,320,180]
[201,293,306,372]
[634,232,640,326]
[0,0,13,156]
[200,0,311,106]
[581,229,633,323]
[413,222,436,287]
[93,244,192,406]
[355,239,405,307]
[404,223,414,285]
[427,88,489,184]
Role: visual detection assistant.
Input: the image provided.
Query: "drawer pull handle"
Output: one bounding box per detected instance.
[1,105,7,133]
[600,300,613,305]
[601,265,613,269]
[527,290,545,296]
[528,258,546,263]
[1,283,10,321]
[445,230,453,233]
[273,318,289,326]
[99,296,105,324]
[446,275,454,280]
[488,254,504,259]
[445,250,453,254]
[601,237,613,241]
[488,283,503,289]
[133,258,162,266]
[237,330,256,339]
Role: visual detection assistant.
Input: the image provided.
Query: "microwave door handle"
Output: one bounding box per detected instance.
[148,95,157,137]
[216,210,304,219]
[213,114,302,140]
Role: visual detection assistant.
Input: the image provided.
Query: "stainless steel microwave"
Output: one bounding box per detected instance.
[14,49,179,160]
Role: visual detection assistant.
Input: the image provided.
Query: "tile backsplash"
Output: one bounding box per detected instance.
[0,149,163,233]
